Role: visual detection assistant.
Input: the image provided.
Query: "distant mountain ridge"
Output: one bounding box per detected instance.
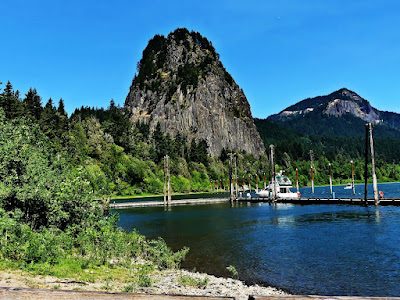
[267,88,400,138]
[254,88,400,165]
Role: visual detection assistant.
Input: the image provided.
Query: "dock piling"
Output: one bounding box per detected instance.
[270,145,276,200]
[351,160,355,195]
[329,163,333,195]
[310,150,315,194]
[163,155,171,205]
[369,123,379,205]
[364,124,369,204]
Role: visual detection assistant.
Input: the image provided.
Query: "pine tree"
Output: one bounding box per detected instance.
[40,98,57,139]
[0,81,21,119]
[23,88,42,121]
[56,99,69,148]
[57,98,67,116]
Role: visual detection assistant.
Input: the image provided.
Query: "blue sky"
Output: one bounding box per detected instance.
[2,0,400,117]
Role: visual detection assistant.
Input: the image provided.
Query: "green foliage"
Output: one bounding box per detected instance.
[177,62,200,92]
[144,237,189,270]
[23,88,42,121]
[226,265,238,279]
[0,113,98,229]
[0,208,72,264]
[178,274,209,287]
[0,81,22,119]
[255,115,400,186]
[137,274,152,287]
[0,208,188,272]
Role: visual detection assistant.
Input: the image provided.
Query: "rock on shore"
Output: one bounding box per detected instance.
[0,268,288,300]
[146,269,288,300]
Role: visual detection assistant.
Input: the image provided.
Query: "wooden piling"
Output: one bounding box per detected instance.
[229,153,234,201]
[270,145,276,200]
[329,163,333,195]
[264,172,267,190]
[311,166,314,194]
[163,155,171,205]
[369,123,379,205]
[364,124,369,204]
[164,156,167,205]
[351,160,355,195]
[310,150,314,194]
[234,155,238,199]
[248,175,251,193]
[256,174,258,192]
[167,155,171,205]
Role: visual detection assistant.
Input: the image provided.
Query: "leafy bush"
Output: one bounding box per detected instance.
[178,274,208,287]
[144,237,189,270]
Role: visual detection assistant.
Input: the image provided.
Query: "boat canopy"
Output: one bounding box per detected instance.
[275,170,292,187]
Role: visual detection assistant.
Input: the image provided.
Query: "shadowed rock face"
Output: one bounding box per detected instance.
[125,28,265,157]
[270,88,382,124]
[323,89,380,123]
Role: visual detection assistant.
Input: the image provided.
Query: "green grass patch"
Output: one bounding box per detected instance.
[178,275,208,287]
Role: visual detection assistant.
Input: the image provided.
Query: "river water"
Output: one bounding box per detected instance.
[115,183,400,296]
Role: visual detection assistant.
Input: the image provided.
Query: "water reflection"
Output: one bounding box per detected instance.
[116,185,400,296]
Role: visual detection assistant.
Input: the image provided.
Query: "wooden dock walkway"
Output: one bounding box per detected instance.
[237,197,400,206]
[110,196,400,209]
[110,197,230,209]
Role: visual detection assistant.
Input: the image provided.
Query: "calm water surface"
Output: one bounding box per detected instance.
[116,183,400,296]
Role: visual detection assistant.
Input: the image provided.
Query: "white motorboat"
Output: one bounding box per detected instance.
[256,170,300,200]
[344,183,353,190]
[256,189,269,198]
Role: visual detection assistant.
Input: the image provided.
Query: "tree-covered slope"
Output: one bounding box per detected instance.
[267,88,400,138]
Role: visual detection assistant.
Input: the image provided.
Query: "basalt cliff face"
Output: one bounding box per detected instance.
[124,28,265,157]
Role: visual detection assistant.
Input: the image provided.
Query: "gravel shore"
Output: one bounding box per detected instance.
[144,269,288,300]
[0,268,288,300]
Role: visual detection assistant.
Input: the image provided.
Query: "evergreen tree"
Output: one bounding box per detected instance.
[56,99,70,148]
[174,132,186,158]
[23,88,42,121]
[0,81,21,119]
[40,98,57,139]
[108,99,116,111]
[57,98,67,116]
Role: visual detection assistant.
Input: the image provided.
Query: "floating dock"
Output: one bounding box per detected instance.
[110,196,400,209]
[110,197,230,209]
[236,197,400,206]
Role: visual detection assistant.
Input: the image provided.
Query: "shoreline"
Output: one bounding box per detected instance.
[111,191,227,201]
[0,267,288,300]
[109,181,400,201]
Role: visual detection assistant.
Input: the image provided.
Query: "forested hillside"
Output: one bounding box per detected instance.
[255,89,400,187]
[0,81,269,199]
[0,80,194,280]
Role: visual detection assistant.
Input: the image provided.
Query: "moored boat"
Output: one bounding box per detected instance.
[255,170,300,200]
[344,183,353,189]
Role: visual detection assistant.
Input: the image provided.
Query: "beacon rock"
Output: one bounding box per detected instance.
[124,29,265,157]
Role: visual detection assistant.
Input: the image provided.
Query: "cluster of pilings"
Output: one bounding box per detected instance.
[210,152,272,201]
[210,173,268,193]
[300,123,380,205]
[210,123,381,206]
